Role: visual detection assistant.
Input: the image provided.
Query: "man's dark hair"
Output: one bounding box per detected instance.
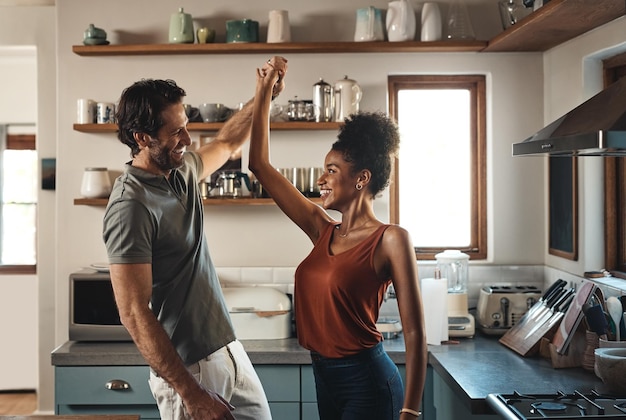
[116,79,186,157]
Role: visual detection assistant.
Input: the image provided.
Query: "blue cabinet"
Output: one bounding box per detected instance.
[55,365,159,419]
[55,363,415,420]
[255,365,301,420]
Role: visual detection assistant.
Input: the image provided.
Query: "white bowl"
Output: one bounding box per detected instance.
[594,347,626,395]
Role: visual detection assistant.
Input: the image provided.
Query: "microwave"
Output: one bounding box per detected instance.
[69,270,132,341]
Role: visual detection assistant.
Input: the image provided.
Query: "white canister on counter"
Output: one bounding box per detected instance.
[421,268,449,345]
[421,2,442,41]
[80,167,112,198]
[77,98,96,124]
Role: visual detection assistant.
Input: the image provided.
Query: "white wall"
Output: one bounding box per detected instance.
[543,16,626,275]
[0,3,56,411]
[0,47,38,391]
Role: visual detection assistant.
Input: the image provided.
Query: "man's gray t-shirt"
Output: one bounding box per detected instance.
[103,152,235,365]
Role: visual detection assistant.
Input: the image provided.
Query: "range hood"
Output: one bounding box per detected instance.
[512,76,626,157]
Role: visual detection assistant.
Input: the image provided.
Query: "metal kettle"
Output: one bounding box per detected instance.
[313,78,334,122]
[334,75,362,122]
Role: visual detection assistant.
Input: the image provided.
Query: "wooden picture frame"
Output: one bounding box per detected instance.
[549,156,578,260]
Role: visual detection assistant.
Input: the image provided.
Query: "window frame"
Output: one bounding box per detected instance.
[0,133,36,275]
[388,75,487,260]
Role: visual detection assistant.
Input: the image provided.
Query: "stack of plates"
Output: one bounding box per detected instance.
[89,262,110,273]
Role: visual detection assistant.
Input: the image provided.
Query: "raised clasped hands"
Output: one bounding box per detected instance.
[259,56,288,99]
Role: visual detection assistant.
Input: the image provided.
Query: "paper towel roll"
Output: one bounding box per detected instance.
[421,277,449,345]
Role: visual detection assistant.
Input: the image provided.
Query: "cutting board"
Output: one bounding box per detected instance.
[551,280,597,355]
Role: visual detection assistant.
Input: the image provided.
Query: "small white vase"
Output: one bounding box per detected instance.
[421,2,442,42]
[386,0,417,42]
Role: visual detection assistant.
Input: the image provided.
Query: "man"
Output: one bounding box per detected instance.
[103,56,288,420]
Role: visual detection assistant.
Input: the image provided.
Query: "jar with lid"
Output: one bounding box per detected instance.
[80,167,112,198]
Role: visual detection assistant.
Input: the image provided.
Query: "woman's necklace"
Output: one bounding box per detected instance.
[336,221,370,238]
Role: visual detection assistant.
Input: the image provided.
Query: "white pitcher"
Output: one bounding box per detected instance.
[267,10,291,43]
[386,0,417,42]
[354,6,385,42]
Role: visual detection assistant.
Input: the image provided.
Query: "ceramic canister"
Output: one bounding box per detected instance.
[226,19,259,43]
[354,6,385,42]
[80,167,112,198]
[267,10,291,43]
[421,2,442,41]
[169,7,194,43]
[386,0,417,42]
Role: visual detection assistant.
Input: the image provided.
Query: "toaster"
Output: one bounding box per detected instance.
[476,285,542,335]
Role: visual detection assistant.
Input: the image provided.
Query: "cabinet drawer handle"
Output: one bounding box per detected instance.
[105,379,131,391]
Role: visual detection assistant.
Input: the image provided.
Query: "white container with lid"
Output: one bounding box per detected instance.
[80,167,112,198]
[222,287,292,340]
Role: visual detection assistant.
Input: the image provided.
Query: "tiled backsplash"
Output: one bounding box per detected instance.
[217,264,625,321]
[217,264,547,311]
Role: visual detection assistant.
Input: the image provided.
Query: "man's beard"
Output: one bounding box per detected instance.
[148,138,183,173]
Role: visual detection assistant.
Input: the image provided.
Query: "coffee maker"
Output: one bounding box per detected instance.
[435,250,475,338]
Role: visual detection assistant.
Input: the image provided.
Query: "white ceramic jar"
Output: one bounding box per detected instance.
[421,2,442,41]
[80,167,112,198]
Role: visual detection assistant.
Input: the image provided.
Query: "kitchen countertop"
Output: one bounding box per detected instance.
[51,332,609,414]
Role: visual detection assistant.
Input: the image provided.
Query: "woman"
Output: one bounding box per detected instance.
[249,63,427,420]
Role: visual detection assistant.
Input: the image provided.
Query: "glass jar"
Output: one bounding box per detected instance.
[287,98,315,121]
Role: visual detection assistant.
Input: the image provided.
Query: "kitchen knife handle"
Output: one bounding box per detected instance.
[545,284,568,308]
[541,279,567,303]
[556,293,575,313]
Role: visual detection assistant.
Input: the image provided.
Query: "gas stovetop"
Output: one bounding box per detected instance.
[486,390,626,419]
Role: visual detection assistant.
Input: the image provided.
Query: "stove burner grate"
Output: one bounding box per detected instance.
[487,390,626,419]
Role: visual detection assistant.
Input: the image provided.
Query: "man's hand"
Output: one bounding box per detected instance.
[183,386,235,420]
[262,56,288,99]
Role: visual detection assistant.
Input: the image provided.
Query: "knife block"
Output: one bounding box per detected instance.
[545,326,586,369]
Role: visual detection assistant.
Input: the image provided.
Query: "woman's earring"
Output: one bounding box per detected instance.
[356,183,363,191]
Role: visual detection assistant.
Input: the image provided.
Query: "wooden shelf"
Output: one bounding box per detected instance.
[72,41,487,56]
[71,1,624,57]
[484,0,625,52]
[74,197,322,206]
[73,121,342,133]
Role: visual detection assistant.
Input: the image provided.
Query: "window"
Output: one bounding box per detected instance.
[388,75,487,260]
[604,54,626,278]
[0,127,37,274]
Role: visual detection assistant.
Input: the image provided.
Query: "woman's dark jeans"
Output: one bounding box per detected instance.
[311,342,404,420]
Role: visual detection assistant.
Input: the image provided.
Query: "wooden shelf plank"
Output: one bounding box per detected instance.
[72,41,487,56]
[484,0,625,52]
[74,122,341,133]
[75,197,322,206]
